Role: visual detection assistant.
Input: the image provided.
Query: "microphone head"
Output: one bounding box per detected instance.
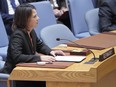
[56,38,60,41]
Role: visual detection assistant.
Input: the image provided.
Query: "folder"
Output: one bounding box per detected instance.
[16,62,74,69]
[67,33,116,50]
[55,56,86,62]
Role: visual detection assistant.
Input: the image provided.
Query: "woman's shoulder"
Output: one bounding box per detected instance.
[11,29,27,38]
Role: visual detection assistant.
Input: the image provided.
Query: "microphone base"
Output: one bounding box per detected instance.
[84,58,99,64]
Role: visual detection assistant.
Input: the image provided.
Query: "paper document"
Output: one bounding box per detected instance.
[55,56,86,62]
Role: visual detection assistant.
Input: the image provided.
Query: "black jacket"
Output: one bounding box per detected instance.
[99,0,116,32]
[1,29,51,74]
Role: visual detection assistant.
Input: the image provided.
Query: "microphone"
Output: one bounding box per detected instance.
[56,38,98,64]
[56,38,80,47]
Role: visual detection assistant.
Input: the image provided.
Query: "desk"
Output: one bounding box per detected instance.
[8,47,116,87]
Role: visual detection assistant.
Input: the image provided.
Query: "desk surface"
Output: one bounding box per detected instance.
[8,46,116,85]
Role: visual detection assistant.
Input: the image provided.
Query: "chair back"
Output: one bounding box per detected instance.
[40,24,77,48]
[30,1,57,38]
[0,14,8,47]
[0,13,8,60]
[0,55,10,87]
[0,56,4,70]
[85,8,100,35]
[0,14,13,87]
[68,0,94,38]
[0,18,8,85]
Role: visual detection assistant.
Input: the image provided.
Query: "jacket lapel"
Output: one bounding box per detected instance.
[24,31,35,54]
[30,31,36,53]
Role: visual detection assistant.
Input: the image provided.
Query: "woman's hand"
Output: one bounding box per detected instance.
[50,50,65,57]
[40,55,56,62]
[40,50,65,62]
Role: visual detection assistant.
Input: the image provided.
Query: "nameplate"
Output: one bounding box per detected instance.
[99,48,115,61]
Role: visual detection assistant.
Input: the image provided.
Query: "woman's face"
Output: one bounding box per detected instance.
[27,9,39,31]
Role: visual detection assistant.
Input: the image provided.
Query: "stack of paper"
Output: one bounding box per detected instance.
[55,56,86,62]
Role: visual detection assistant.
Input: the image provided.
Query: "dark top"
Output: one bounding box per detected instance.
[1,29,51,74]
[99,0,116,32]
[0,0,37,36]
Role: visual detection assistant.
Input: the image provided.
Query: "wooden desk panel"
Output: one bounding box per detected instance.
[8,47,116,87]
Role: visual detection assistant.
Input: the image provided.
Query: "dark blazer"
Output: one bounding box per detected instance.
[0,0,36,36]
[1,29,51,74]
[56,0,67,8]
[99,0,116,32]
[49,0,66,9]
[0,0,29,22]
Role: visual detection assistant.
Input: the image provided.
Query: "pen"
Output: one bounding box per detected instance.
[46,62,53,64]
[36,61,53,65]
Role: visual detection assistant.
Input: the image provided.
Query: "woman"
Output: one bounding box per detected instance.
[1,3,65,87]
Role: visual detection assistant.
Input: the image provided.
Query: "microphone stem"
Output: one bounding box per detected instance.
[56,38,98,64]
[88,49,96,60]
